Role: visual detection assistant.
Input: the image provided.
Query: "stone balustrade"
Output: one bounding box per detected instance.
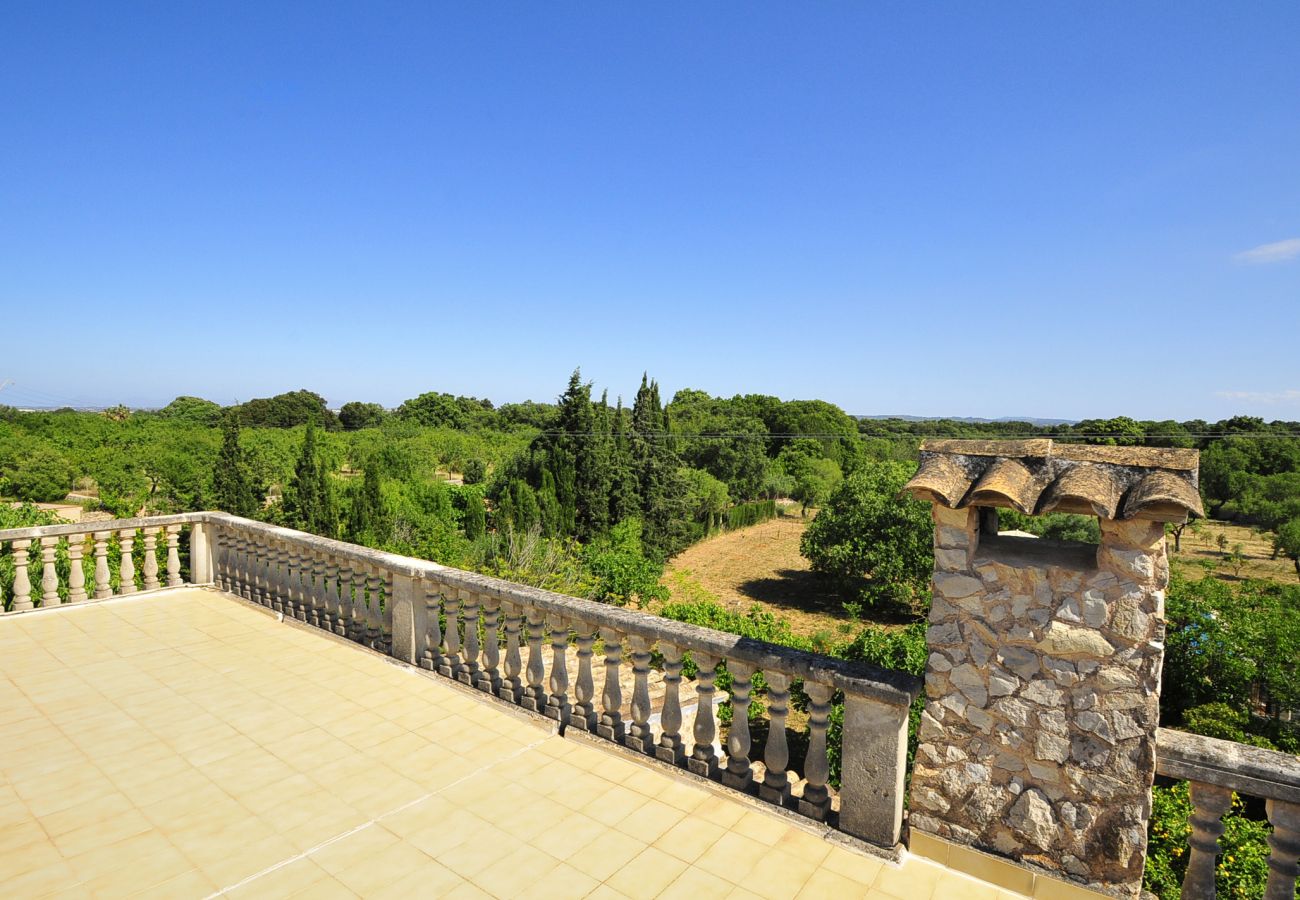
[198,512,922,850]
[1155,728,1300,900]
[0,514,205,612]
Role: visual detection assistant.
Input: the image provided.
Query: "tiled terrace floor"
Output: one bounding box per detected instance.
[0,590,1025,899]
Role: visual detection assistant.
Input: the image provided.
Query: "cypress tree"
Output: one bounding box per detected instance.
[346,463,388,545]
[211,411,260,517]
[285,420,339,537]
[631,374,683,558]
[463,489,486,541]
[609,396,639,523]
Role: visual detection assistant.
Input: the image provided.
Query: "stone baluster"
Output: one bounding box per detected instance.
[570,622,597,731]
[458,589,481,685]
[364,568,382,647]
[1182,781,1234,899]
[521,608,546,712]
[323,557,340,632]
[625,635,654,754]
[210,529,227,592]
[337,563,355,638]
[383,572,396,653]
[67,535,87,603]
[597,628,625,742]
[40,536,61,607]
[440,589,462,676]
[309,552,326,629]
[260,538,275,608]
[760,671,792,806]
[291,544,305,616]
[655,642,686,764]
[92,532,112,600]
[688,652,720,777]
[798,681,834,820]
[141,528,160,591]
[164,526,182,588]
[118,530,136,595]
[545,615,569,722]
[478,597,501,693]
[264,540,280,610]
[1264,798,1299,900]
[498,599,523,702]
[11,540,34,611]
[422,583,444,671]
[723,663,756,791]
[275,540,291,611]
[233,534,249,598]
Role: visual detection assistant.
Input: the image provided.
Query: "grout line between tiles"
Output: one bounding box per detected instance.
[204,733,552,897]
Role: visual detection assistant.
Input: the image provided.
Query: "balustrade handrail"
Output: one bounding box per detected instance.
[0,512,203,542]
[1156,727,1300,804]
[201,512,923,706]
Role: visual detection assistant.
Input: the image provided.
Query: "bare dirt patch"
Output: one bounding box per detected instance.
[653,515,856,639]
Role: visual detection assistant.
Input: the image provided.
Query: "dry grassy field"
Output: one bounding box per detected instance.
[1171,519,1299,584]
[652,513,863,639]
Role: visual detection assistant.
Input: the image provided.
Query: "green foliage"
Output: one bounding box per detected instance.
[157,396,223,427]
[237,389,337,429]
[726,499,778,530]
[211,412,262,517]
[282,420,339,538]
[395,391,495,430]
[462,488,486,541]
[1276,517,1300,577]
[678,467,730,534]
[582,518,669,607]
[997,509,1102,543]
[800,461,933,608]
[462,458,486,485]
[1145,783,1274,900]
[338,401,387,431]
[1,445,74,502]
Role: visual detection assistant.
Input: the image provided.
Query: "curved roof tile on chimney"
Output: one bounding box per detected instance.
[901,439,1203,522]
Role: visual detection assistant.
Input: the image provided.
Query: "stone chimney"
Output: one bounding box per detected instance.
[901,439,1203,898]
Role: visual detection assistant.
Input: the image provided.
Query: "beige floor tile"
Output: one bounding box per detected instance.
[468,843,562,896]
[695,832,770,884]
[606,845,691,899]
[821,846,886,886]
[651,817,726,864]
[795,867,873,898]
[566,829,649,882]
[615,797,688,845]
[660,865,736,898]
[225,857,334,897]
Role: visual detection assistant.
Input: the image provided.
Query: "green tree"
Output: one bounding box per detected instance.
[211,413,262,517]
[1276,518,1300,578]
[1,446,74,503]
[338,401,387,431]
[346,463,390,545]
[800,460,933,608]
[283,421,339,537]
[462,458,486,485]
[463,488,486,541]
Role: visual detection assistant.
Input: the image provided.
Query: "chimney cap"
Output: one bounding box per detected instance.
[903,439,1203,523]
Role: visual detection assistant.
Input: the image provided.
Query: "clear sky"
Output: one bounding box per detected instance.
[2,3,1297,420]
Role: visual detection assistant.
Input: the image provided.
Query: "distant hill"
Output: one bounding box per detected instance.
[858,415,1076,426]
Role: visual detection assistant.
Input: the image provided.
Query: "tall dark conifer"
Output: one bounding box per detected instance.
[211,411,260,517]
[609,397,639,523]
[285,420,339,538]
[631,375,681,558]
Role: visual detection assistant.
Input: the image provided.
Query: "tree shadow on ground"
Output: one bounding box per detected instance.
[736,570,918,627]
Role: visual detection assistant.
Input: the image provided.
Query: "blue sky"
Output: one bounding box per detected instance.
[2,3,1297,420]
